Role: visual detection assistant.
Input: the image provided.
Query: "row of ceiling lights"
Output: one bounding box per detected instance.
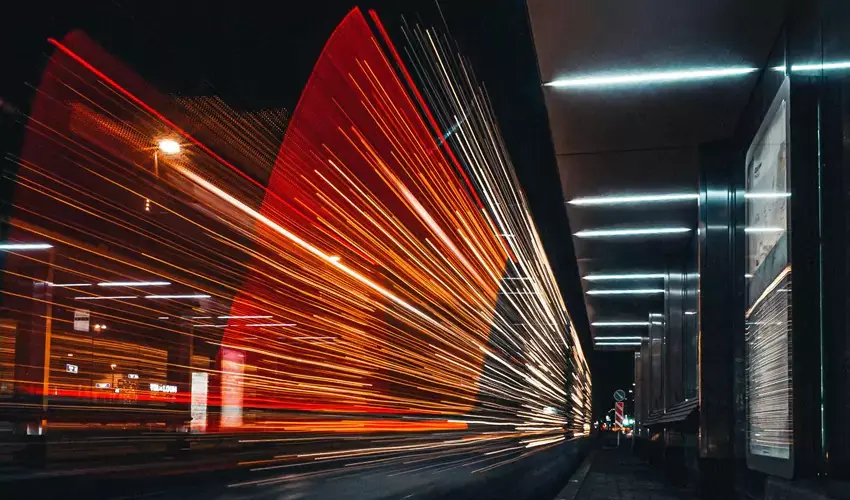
[571,195,695,306]
[576,189,787,347]
[546,61,826,347]
[573,194,695,348]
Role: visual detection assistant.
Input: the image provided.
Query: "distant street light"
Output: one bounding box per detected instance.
[158,138,181,155]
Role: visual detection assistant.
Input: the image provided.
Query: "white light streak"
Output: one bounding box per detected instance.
[219,315,274,319]
[145,294,211,299]
[75,295,137,300]
[0,243,53,250]
[98,281,171,287]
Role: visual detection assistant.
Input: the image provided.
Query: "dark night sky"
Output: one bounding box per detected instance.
[3,0,634,418]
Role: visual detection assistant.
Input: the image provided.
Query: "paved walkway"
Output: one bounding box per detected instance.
[561,447,695,500]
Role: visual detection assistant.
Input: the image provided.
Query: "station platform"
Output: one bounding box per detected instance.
[557,446,695,500]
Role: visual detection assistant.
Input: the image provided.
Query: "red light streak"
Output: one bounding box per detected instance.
[1,6,590,478]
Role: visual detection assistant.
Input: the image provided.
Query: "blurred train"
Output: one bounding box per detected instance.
[0,8,591,448]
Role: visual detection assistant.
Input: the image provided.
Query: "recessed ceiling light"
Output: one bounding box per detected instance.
[591,321,650,327]
[790,61,850,72]
[684,311,697,316]
[575,227,690,238]
[545,67,757,88]
[594,342,642,346]
[583,273,665,281]
[586,289,664,296]
[569,193,698,206]
[594,336,644,341]
[744,227,785,233]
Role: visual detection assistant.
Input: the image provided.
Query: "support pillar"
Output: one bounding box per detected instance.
[696,140,740,498]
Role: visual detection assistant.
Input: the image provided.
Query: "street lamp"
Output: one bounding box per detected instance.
[153,138,181,176]
[157,139,181,155]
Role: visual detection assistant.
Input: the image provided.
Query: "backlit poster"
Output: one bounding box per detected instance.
[220,347,245,428]
[745,78,793,466]
[190,372,209,433]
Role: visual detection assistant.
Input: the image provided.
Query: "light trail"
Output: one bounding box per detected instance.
[0,6,590,481]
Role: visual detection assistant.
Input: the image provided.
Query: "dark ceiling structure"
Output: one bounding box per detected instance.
[527,0,792,351]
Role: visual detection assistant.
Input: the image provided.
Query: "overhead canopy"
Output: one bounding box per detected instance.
[526,0,791,350]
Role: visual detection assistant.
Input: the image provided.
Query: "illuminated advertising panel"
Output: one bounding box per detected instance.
[745,78,793,470]
[221,347,245,428]
[190,372,209,433]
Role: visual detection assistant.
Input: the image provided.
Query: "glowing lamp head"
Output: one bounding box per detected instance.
[158,139,181,155]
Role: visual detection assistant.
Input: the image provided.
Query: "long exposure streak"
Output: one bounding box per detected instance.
[0,6,590,490]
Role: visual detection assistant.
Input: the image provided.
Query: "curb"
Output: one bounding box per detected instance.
[553,451,595,500]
